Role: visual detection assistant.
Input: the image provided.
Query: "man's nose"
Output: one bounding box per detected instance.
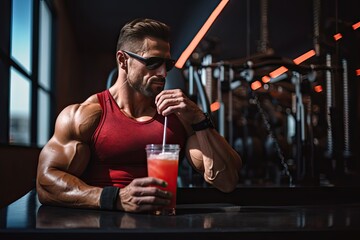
[155,63,167,77]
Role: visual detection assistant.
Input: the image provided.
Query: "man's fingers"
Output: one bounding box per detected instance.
[132,186,172,199]
[155,89,181,104]
[132,196,171,206]
[119,178,173,213]
[132,177,167,188]
[155,89,184,110]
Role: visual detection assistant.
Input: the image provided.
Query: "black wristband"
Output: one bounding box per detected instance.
[191,112,214,131]
[100,186,120,210]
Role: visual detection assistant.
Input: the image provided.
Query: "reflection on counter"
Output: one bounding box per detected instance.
[34,203,360,231]
[1,189,360,237]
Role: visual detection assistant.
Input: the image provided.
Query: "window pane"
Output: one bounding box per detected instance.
[11,0,33,74]
[37,89,50,146]
[9,67,31,145]
[39,0,52,90]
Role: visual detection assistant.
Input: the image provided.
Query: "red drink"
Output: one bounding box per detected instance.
[146,144,180,215]
[147,158,179,208]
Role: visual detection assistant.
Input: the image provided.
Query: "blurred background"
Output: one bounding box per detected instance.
[1,0,359,188]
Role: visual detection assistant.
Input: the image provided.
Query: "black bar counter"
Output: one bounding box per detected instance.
[1,187,360,240]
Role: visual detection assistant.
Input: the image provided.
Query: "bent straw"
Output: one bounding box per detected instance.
[162,116,168,150]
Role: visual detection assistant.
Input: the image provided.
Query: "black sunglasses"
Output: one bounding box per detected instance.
[122,50,175,72]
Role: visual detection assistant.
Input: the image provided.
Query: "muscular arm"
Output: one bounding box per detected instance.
[36,101,103,209]
[155,89,242,193]
[186,129,242,193]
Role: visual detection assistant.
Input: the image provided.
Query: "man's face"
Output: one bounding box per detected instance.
[126,38,172,98]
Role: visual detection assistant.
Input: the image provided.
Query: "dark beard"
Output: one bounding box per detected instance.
[128,77,165,97]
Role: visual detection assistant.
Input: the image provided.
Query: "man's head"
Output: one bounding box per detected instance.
[115,18,174,97]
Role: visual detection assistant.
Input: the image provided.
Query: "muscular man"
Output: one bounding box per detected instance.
[36,18,242,213]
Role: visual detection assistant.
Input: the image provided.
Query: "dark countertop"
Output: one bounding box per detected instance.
[1,187,360,240]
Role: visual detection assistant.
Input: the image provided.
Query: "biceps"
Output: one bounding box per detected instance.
[38,139,90,177]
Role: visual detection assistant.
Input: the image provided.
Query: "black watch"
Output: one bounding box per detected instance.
[191,112,214,131]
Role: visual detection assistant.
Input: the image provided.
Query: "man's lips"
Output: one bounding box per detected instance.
[151,79,165,86]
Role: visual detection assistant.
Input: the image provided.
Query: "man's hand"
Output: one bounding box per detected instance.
[116,177,172,213]
[155,89,205,125]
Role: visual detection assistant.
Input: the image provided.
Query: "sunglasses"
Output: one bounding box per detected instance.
[122,50,175,72]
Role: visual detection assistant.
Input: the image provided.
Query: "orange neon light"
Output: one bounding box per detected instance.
[314,85,323,93]
[356,69,360,76]
[251,81,262,91]
[293,50,316,65]
[352,21,360,30]
[262,49,316,82]
[269,66,288,79]
[261,75,271,83]
[210,101,221,112]
[175,0,229,69]
[333,33,342,41]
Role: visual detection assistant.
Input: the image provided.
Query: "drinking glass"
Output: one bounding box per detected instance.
[146,144,180,215]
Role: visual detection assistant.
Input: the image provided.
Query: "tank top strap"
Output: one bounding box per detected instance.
[96,90,109,110]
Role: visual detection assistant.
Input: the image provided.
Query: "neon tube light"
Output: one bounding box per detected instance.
[352,21,360,30]
[293,50,316,65]
[175,0,229,69]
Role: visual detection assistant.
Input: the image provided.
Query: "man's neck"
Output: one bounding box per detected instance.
[109,80,156,121]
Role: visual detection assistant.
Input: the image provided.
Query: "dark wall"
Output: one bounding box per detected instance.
[53,0,115,114]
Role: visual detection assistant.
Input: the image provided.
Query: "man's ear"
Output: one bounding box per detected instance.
[117,51,127,70]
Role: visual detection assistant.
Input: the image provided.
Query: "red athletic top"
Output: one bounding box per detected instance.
[81,90,187,188]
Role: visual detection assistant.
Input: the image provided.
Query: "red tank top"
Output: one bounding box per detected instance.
[81,90,187,188]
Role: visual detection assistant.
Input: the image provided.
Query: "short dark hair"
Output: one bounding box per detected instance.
[116,18,171,53]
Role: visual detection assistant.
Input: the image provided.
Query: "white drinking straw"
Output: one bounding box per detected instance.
[162,116,168,149]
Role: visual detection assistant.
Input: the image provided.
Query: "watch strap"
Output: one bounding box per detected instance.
[191,112,214,131]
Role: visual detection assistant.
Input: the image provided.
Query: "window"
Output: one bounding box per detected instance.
[10,67,31,144]
[37,0,53,146]
[9,0,33,145]
[0,0,54,146]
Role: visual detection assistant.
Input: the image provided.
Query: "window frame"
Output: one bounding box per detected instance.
[0,0,56,147]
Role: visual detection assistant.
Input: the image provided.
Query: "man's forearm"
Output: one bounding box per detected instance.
[37,170,102,209]
[194,129,241,192]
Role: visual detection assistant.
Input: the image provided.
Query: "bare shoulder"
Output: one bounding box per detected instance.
[54,94,102,143]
